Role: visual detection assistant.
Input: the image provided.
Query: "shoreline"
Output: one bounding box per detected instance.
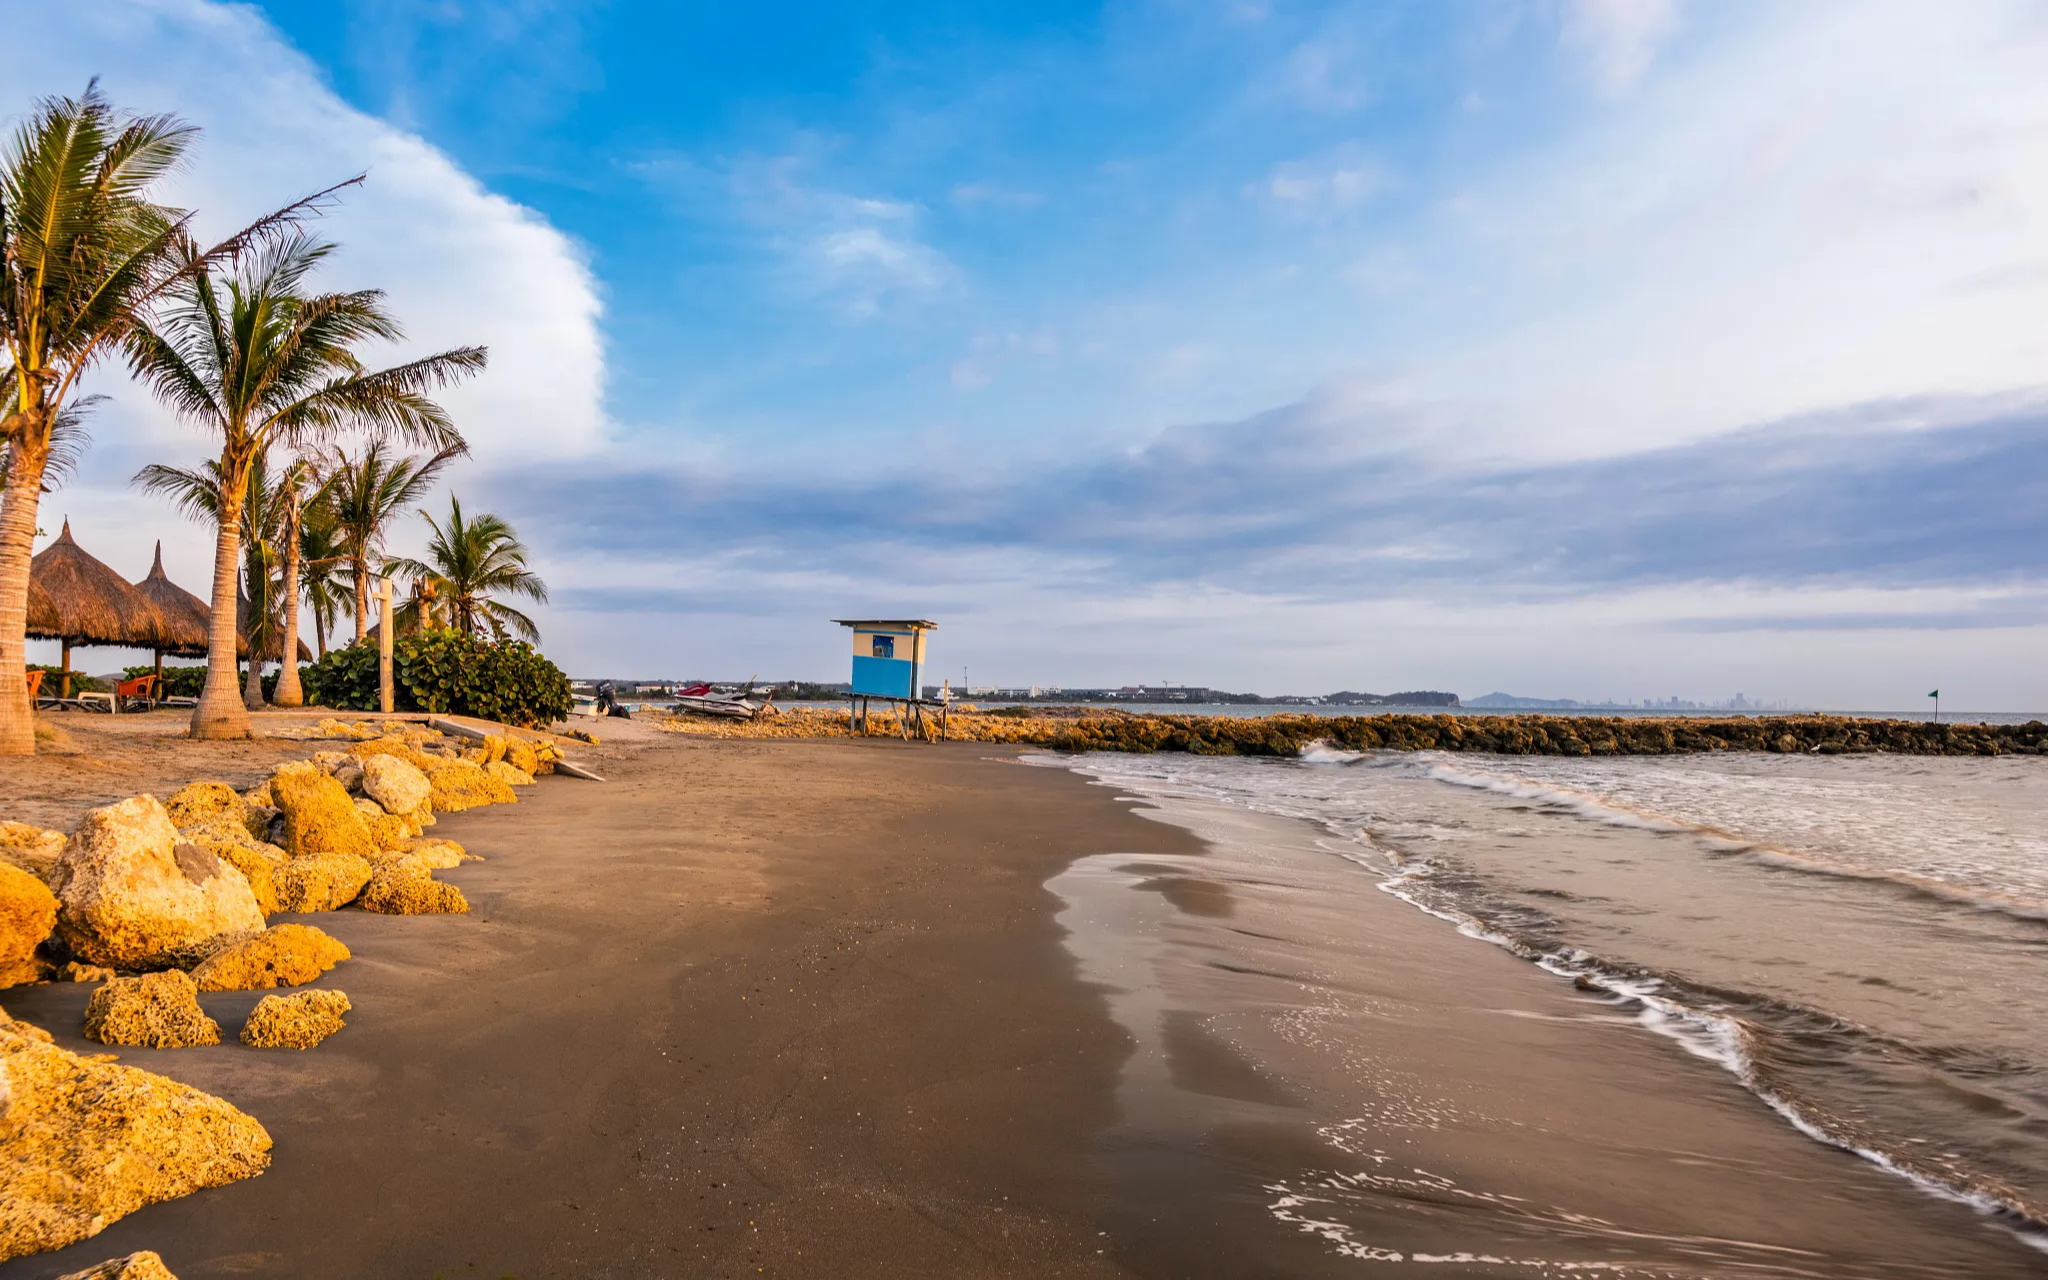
[1043,764,2048,1276]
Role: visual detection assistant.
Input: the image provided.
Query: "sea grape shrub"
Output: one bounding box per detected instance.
[299,633,572,727]
[121,664,207,698]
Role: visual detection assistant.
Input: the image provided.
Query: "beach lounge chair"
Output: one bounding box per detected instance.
[117,672,158,712]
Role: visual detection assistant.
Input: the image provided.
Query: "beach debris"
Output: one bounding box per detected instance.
[0,822,68,887]
[83,972,220,1049]
[0,863,58,988]
[54,1250,180,1280]
[270,763,377,861]
[0,1004,271,1261]
[485,760,534,788]
[422,758,516,811]
[240,989,351,1049]
[359,753,432,817]
[268,852,373,914]
[53,797,266,970]
[190,924,350,993]
[356,858,469,916]
[56,962,114,983]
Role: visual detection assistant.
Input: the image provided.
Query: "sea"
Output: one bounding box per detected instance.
[1039,747,2048,1275]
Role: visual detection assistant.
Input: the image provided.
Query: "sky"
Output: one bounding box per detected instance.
[13,0,2048,708]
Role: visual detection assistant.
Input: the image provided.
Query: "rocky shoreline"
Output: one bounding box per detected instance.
[662,707,2048,757]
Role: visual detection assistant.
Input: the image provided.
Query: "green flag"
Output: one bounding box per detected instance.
[1928,690,1939,698]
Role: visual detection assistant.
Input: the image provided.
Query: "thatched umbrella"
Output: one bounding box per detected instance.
[131,540,215,681]
[28,520,175,698]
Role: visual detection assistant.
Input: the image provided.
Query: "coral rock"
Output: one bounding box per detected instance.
[0,1009,270,1261]
[56,962,114,983]
[83,972,220,1049]
[0,862,58,977]
[425,758,516,811]
[269,853,373,915]
[54,798,266,970]
[55,1250,181,1280]
[160,782,247,833]
[270,763,376,861]
[485,760,534,787]
[170,820,286,917]
[399,837,468,869]
[357,861,469,916]
[502,738,540,775]
[359,754,432,817]
[189,924,349,993]
[0,822,68,888]
[240,989,351,1049]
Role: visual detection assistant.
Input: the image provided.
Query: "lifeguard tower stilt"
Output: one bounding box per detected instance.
[835,618,948,741]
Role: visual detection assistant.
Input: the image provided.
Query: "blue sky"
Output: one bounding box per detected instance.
[17,1,2048,707]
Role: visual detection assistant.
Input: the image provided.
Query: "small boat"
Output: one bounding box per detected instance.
[670,678,774,721]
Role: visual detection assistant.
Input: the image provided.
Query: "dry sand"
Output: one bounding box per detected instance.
[3,722,1184,1279]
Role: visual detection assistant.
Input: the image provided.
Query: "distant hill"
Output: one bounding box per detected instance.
[1325,690,1461,707]
[1465,691,1582,709]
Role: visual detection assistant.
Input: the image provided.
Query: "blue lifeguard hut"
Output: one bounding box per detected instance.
[835,618,943,738]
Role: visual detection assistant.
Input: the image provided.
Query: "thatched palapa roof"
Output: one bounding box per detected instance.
[28,520,175,649]
[131,541,212,657]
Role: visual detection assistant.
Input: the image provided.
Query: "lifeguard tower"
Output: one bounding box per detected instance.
[835,618,946,739]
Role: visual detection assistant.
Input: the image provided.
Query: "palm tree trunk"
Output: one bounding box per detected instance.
[353,554,369,642]
[0,433,49,755]
[314,607,328,658]
[273,509,305,707]
[193,488,254,739]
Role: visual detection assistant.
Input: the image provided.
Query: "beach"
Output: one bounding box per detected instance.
[4,722,2044,1277]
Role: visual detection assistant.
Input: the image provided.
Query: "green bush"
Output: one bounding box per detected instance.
[299,631,572,727]
[122,663,207,698]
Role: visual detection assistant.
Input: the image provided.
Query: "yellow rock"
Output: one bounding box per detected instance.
[423,758,516,811]
[240,782,273,810]
[0,822,67,887]
[54,798,266,970]
[485,760,534,788]
[55,962,113,983]
[399,837,467,869]
[359,753,433,816]
[270,763,375,861]
[502,738,539,775]
[240,989,351,1049]
[0,1007,270,1261]
[189,924,349,992]
[480,734,508,765]
[172,820,286,916]
[269,853,372,914]
[83,971,220,1048]
[55,1250,181,1279]
[161,781,246,832]
[0,862,58,980]
[357,860,469,915]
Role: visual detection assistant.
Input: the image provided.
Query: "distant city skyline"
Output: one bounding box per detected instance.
[14,1,2048,710]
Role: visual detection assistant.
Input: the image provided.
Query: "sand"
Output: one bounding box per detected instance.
[4,714,2039,1276]
[2,724,1179,1278]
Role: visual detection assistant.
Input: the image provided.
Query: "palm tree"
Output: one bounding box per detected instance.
[385,496,548,642]
[0,82,347,754]
[137,449,292,709]
[298,481,348,658]
[268,453,318,706]
[324,441,461,642]
[127,233,484,738]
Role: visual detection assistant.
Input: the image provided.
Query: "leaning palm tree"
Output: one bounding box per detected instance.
[324,440,461,641]
[267,453,319,706]
[385,496,547,642]
[0,82,349,754]
[127,232,484,738]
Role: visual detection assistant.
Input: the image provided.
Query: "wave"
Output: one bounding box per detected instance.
[1341,839,2048,1245]
[1422,761,2048,924]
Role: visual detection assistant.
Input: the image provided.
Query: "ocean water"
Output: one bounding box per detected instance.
[1058,748,2048,1252]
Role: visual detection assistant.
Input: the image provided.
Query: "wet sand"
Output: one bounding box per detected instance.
[4,732,1189,1279]
[4,729,2042,1277]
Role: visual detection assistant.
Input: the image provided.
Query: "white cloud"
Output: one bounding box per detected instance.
[1560,0,1683,95]
[9,0,607,656]
[1260,150,1394,219]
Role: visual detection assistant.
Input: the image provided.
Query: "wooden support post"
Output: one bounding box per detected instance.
[60,639,72,700]
[377,578,395,714]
